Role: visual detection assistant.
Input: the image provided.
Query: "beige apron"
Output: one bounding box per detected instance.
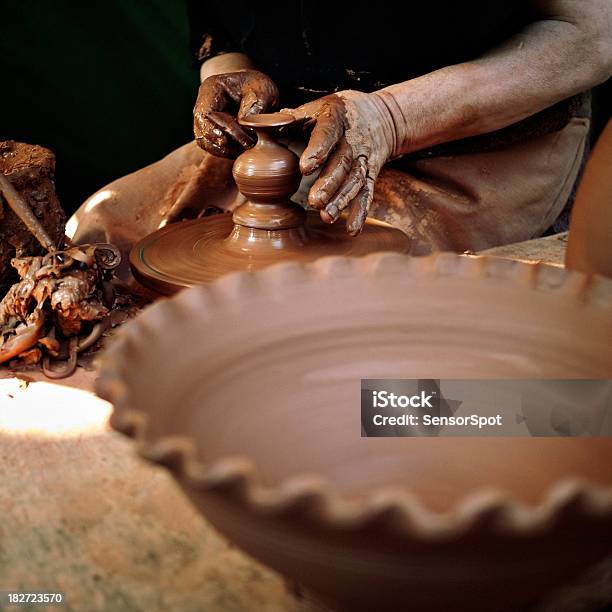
[68,117,589,280]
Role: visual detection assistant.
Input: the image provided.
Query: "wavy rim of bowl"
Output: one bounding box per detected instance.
[97,252,612,542]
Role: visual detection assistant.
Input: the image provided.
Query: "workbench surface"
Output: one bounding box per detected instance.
[2,233,610,612]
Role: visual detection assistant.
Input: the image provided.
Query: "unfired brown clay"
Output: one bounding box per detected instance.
[0,141,65,284]
[99,252,612,611]
[566,119,612,278]
[130,113,409,294]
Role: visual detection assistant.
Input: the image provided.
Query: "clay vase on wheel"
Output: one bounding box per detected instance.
[229,113,307,252]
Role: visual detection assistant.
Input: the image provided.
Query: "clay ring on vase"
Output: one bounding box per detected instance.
[97,252,612,611]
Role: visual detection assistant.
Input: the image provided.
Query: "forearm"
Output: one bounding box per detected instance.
[199,52,253,82]
[376,0,612,157]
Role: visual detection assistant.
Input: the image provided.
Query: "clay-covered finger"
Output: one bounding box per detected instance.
[194,73,260,157]
[281,100,322,124]
[196,135,234,158]
[195,77,232,119]
[207,111,254,149]
[194,100,235,155]
[238,90,267,118]
[308,139,353,209]
[238,78,279,118]
[320,158,366,224]
[194,112,233,157]
[193,109,211,141]
[196,135,235,158]
[196,121,244,158]
[300,103,345,175]
[346,176,375,236]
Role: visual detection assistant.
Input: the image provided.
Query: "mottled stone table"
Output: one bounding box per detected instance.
[1,232,610,612]
[0,377,318,612]
[480,231,568,267]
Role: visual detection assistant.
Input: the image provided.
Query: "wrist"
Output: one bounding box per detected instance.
[370,90,408,160]
[200,52,254,82]
[374,64,492,156]
[339,90,398,163]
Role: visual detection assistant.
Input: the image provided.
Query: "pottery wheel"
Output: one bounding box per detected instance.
[130,112,409,295]
[130,212,409,295]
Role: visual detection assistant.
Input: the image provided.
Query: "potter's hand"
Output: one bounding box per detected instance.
[194,70,279,158]
[284,91,395,236]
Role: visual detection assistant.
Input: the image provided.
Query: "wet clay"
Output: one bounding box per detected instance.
[130,113,409,294]
[101,252,612,611]
[0,141,66,286]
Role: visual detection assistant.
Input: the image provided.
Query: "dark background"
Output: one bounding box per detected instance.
[0,1,610,215]
[0,1,198,212]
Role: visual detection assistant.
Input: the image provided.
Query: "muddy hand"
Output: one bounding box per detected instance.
[283,91,395,236]
[194,70,279,158]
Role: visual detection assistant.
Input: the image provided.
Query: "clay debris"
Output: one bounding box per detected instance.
[0,244,122,374]
[0,141,66,286]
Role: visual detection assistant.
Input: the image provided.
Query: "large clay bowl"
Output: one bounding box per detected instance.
[98,253,612,611]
